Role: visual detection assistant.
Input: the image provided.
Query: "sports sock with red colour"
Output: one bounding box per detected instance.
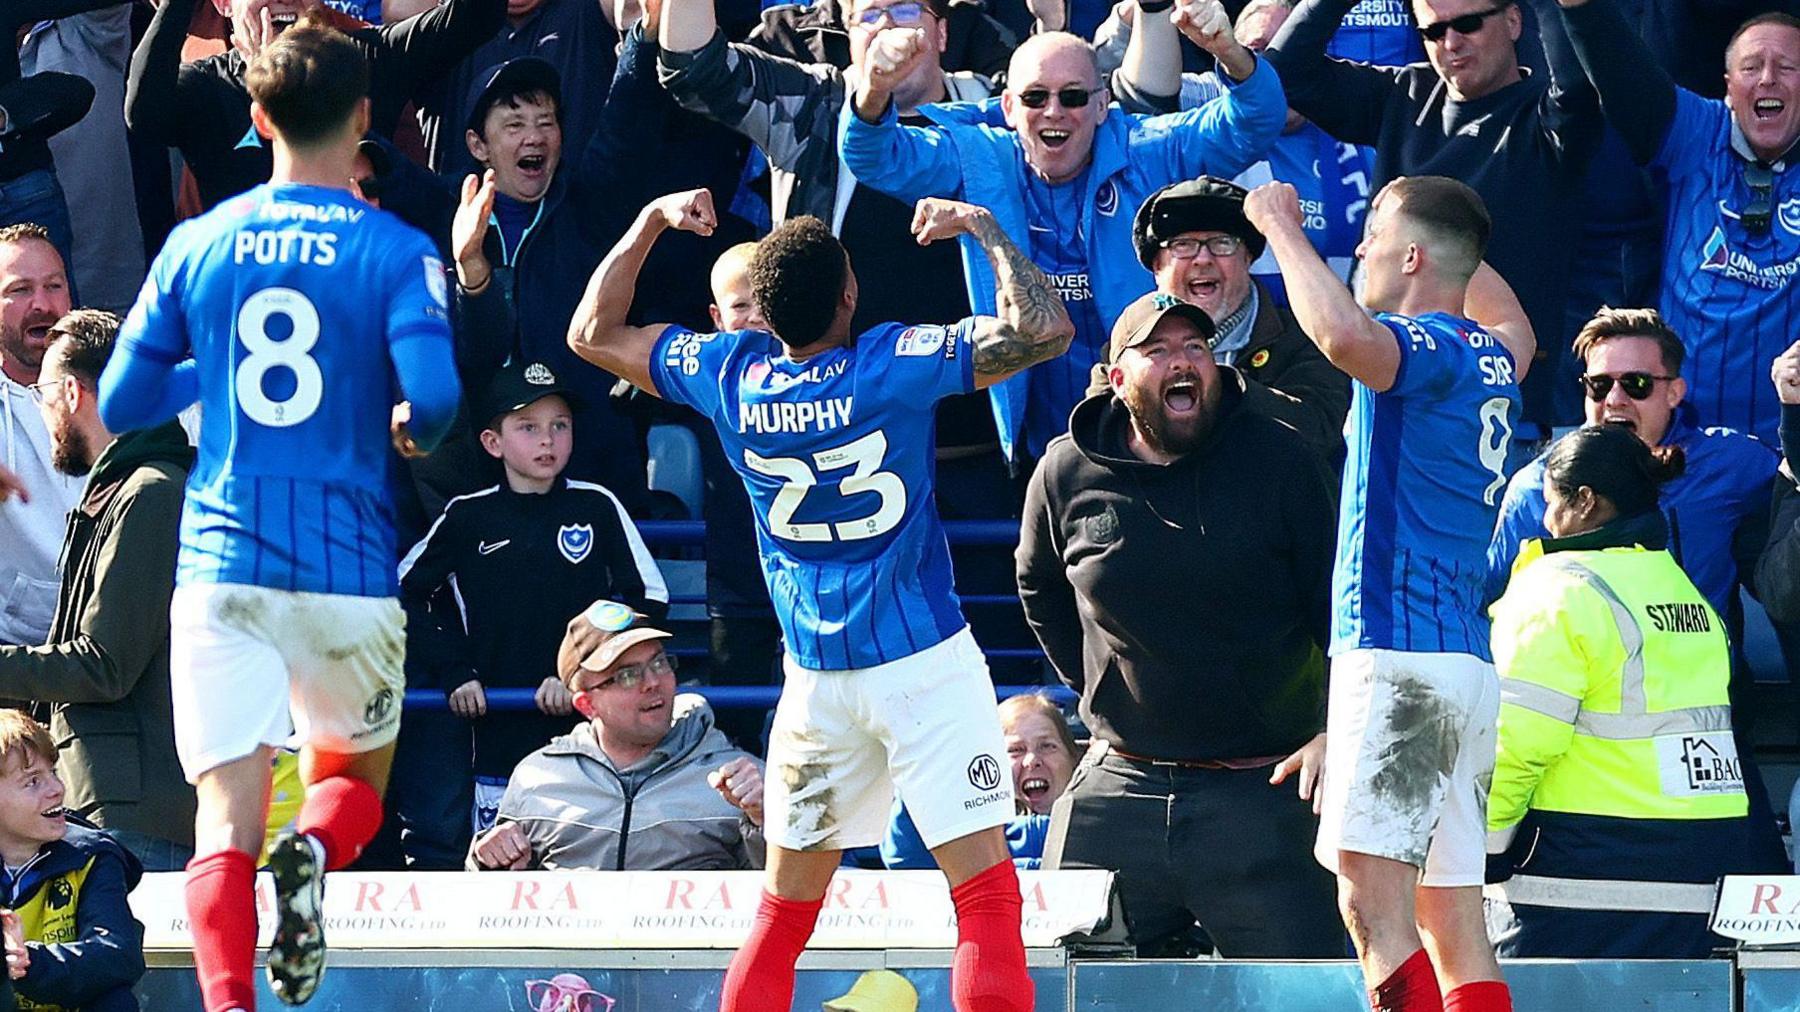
[1444,981,1512,1012]
[949,859,1034,1012]
[296,775,383,870]
[186,849,259,1012]
[1369,948,1443,1012]
[719,890,823,1011]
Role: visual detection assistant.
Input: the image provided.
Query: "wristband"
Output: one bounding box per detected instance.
[1137,0,1174,12]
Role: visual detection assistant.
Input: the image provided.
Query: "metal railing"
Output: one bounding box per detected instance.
[401,519,1072,712]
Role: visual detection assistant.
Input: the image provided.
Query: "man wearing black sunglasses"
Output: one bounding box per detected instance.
[1266,0,1603,443]
[842,16,1285,466]
[1554,3,1800,450]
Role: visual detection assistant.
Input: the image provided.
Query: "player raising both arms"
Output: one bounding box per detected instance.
[97,19,461,1012]
[566,189,1072,1012]
[1246,176,1532,1012]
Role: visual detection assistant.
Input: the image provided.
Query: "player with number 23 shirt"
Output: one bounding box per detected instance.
[567,190,1072,1012]
[98,21,460,1012]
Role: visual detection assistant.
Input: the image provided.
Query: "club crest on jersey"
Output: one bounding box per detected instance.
[1096,180,1119,217]
[896,326,946,357]
[559,524,594,564]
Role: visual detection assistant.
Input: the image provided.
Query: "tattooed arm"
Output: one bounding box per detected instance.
[911,198,1075,390]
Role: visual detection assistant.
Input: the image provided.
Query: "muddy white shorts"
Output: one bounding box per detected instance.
[1315,648,1500,887]
[170,583,406,782]
[763,627,1013,853]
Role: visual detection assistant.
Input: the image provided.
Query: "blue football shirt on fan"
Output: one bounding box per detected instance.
[1333,313,1522,660]
[1020,168,1113,460]
[110,183,456,597]
[1326,0,1425,67]
[650,321,973,670]
[1654,90,1800,447]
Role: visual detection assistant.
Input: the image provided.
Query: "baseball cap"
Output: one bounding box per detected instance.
[569,601,673,684]
[1132,176,1267,269]
[480,360,576,428]
[464,57,563,134]
[823,970,918,1012]
[1108,291,1217,363]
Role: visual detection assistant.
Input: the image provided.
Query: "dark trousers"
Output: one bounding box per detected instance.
[1495,904,1720,959]
[707,614,782,754]
[1043,742,1344,958]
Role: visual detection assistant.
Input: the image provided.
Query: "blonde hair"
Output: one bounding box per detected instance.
[708,241,760,302]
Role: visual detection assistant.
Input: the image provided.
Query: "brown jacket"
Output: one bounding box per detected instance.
[1,421,195,846]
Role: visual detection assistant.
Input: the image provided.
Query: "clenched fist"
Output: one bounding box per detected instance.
[708,757,765,826]
[1773,340,1800,406]
[1242,181,1304,235]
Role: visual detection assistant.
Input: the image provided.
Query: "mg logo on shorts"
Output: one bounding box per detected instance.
[364,688,396,728]
[967,754,1002,791]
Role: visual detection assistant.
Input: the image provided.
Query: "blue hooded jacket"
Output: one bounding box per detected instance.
[839,56,1287,461]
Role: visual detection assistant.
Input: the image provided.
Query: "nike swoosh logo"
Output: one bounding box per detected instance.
[478,540,511,555]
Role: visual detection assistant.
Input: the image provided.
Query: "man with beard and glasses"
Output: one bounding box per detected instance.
[1017,290,1342,958]
[1248,175,1531,1012]
[0,309,197,874]
[0,224,80,650]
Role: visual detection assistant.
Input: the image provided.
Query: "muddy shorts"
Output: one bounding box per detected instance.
[762,627,1013,853]
[1315,648,1499,887]
[170,583,406,781]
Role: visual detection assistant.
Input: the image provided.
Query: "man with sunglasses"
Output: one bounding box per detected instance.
[0,224,80,652]
[1267,0,1603,443]
[467,603,766,873]
[1553,3,1800,450]
[1134,175,1349,462]
[841,16,1286,466]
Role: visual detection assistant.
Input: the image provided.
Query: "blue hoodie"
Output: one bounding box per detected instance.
[840,56,1287,462]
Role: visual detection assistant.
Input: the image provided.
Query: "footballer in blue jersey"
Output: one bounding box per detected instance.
[95,24,460,1012]
[566,189,1072,1012]
[1248,176,1531,1007]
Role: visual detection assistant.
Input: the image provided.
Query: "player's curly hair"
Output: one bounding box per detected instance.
[748,216,849,350]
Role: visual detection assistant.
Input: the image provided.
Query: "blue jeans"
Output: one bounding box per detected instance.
[106,828,195,873]
[0,168,75,302]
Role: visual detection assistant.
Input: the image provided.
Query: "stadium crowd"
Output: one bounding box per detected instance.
[0,0,1795,1004]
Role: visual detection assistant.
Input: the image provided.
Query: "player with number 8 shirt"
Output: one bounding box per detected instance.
[1245,175,1531,1012]
[98,20,461,1012]
[566,189,1073,1012]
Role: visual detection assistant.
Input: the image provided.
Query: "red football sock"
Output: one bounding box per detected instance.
[949,859,1034,1012]
[186,849,259,1012]
[1444,981,1512,1012]
[720,890,822,1011]
[1369,949,1442,1012]
[296,775,383,871]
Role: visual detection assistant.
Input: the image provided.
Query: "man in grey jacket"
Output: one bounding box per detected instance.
[467,604,765,870]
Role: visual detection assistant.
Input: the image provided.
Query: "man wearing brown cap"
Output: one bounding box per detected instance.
[1017,290,1343,957]
[1135,176,1348,462]
[467,602,765,871]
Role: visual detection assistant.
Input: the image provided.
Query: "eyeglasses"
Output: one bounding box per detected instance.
[1579,371,1674,401]
[1418,5,1506,41]
[852,0,925,27]
[1162,235,1244,259]
[1742,161,1774,234]
[24,377,59,405]
[1015,87,1096,109]
[579,652,677,693]
[524,979,616,1012]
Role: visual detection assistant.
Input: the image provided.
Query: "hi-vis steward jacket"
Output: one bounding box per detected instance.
[4,821,145,1011]
[1487,512,1747,913]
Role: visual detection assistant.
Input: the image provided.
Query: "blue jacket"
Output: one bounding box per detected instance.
[839,56,1287,461]
[1486,410,1778,616]
[880,800,1050,871]
[5,821,145,1011]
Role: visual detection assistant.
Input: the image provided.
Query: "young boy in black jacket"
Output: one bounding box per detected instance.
[400,361,668,834]
[0,710,144,1011]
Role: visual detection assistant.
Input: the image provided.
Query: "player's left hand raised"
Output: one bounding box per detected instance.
[911,198,992,245]
[709,757,765,826]
[535,675,574,717]
[1243,181,1304,235]
[650,188,717,237]
[1269,732,1326,814]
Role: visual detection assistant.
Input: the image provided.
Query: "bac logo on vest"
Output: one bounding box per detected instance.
[559,524,593,564]
[1655,732,1744,797]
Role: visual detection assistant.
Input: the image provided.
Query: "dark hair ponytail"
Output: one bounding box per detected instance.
[1543,425,1685,518]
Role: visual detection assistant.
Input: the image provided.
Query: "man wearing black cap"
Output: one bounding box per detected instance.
[1018,290,1343,958]
[399,360,669,836]
[1135,176,1348,462]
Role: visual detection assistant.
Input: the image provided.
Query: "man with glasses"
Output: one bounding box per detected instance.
[467,603,766,872]
[0,224,80,651]
[1135,176,1348,462]
[1553,3,1800,449]
[1267,0,1604,446]
[841,15,1285,465]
